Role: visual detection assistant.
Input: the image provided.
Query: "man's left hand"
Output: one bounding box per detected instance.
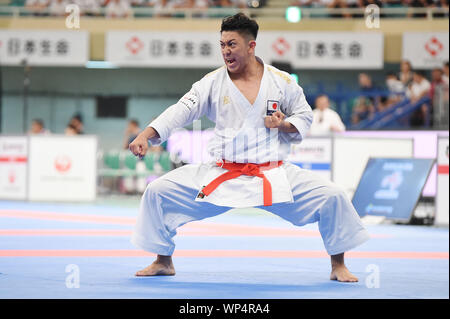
[264,110,286,129]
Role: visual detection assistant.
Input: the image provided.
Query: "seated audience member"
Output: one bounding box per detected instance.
[106,0,133,18]
[65,123,79,136]
[407,70,432,126]
[67,114,84,135]
[74,0,102,16]
[385,72,406,107]
[399,59,414,87]
[430,67,445,101]
[25,0,49,15]
[309,94,346,135]
[442,61,449,86]
[123,119,141,150]
[29,119,51,135]
[48,0,68,16]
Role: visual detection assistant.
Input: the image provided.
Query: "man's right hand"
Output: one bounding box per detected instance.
[129,127,158,159]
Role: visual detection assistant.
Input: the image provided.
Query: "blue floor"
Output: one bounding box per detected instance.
[0,200,448,299]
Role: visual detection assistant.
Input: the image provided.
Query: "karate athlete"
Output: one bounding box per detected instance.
[129,13,370,282]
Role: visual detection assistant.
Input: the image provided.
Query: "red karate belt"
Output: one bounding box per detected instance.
[198,160,283,206]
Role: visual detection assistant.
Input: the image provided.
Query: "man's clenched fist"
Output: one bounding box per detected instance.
[129,126,159,159]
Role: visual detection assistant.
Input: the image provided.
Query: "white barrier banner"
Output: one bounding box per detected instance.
[258,31,384,69]
[403,32,449,69]
[28,135,97,201]
[105,31,384,69]
[0,30,89,66]
[435,137,449,225]
[287,137,332,181]
[105,31,223,68]
[0,136,28,200]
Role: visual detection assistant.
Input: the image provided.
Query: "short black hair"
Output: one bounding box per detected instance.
[220,13,259,40]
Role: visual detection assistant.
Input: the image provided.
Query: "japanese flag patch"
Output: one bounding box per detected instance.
[266,100,280,116]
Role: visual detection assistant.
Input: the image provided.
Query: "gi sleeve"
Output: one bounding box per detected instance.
[146,81,209,145]
[281,81,313,144]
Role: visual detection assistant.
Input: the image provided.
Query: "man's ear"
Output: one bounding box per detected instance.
[249,40,256,49]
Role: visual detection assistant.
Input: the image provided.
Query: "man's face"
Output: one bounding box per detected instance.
[315,96,329,111]
[31,121,42,134]
[432,69,442,82]
[220,31,254,74]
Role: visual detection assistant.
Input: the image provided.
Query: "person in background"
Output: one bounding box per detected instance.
[106,0,133,18]
[385,72,405,107]
[442,61,449,86]
[407,70,431,126]
[29,119,51,135]
[67,114,84,135]
[309,95,346,135]
[351,72,378,124]
[74,0,103,16]
[65,124,79,136]
[48,0,68,16]
[25,0,50,16]
[399,60,414,87]
[123,119,142,149]
[430,67,445,101]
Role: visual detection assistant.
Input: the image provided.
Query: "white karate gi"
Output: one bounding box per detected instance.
[131,57,370,256]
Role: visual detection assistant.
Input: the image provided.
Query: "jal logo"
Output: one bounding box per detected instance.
[425,37,444,57]
[54,155,72,173]
[126,36,144,55]
[272,37,290,56]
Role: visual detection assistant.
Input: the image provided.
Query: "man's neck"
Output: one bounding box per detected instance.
[229,56,263,81]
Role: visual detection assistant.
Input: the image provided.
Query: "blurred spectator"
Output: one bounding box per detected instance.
[408,0,433,17]
[123,119,141,149]
[25,0,49,15]
[407,70,431,126]
[291,0,315,7]
[74,0,102,16]
[67,114,84,135]
[443,61,449,86]
[399,60,414,87]
[29,119,51,135]
[351,73,379,124]
[309,95,346,135]
[430,67,445,101]
[385,72,405,107]
[406,70,431,103]
[153,0,173,17]
[49,0,68,16]
[65,124,79,135]
[221,0,247,8]
[131,0,156,6]
[106,0,133,18]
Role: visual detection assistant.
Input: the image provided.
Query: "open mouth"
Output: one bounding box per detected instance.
[226,58,236,66]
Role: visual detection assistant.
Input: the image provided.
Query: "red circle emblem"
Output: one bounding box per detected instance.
[272,103,278,110]
[54,155,71,173]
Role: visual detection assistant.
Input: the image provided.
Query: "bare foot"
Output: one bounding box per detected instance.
[330,265,359,282]
[135,255,175,276]
[330,253,358,282]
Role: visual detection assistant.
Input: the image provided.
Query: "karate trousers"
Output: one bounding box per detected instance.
[131,162,370,256]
